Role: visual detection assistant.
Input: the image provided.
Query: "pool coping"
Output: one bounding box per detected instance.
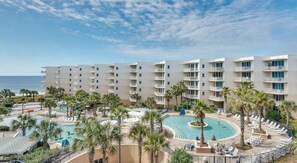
[163,113,241,143]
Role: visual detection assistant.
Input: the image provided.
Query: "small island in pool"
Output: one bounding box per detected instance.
[188,121,208,128]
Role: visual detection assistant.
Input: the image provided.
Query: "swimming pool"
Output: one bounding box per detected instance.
[163,115,237,141]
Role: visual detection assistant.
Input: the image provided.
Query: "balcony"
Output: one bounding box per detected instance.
[154,68,164,72]
[129,98,137,102]
[130,83,137,87]
[90,76,95,80]
[129,90,136,94]
[154,91,164,96]
[209,96,224,102]
[184,77,199,81]
[266,89,287,95]
[55,76,60,79]
[186,85,199,90]
[130,69,137,73]
[184,94,199,99]
[209,77,223,81]
[89,88,95,92]
[209,67,224,72]
[154,84,165,88]
[234,77,251,82]
[41,70,46,73]
[154,76,165,80]
[130,76,137,80]
[209,86,223,91]
[264,66,286,71]
[90,70,95,73]
[264,78,287,83]
[234,67,252,72]
[108,89,114,93]
[73,82,78,85]
[108,83,114,86]
[73,76,78,79]
[108,76,115,79]
[156,99,165,105]
[89,82,95,86]
[274,101,284,106]
[183,68,199,72]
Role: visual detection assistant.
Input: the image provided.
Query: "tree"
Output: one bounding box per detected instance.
[229,81,254,148]
[0,105,9,122]
[72,117,98,163]
[155,112,164,133]
[222,86,231,113]
[128,123,150,163]
[280,100,297,127]
[31,90,38,101]
[75,90,90,118]
[11,114,36,136]
[89,92,101,117]
[110,106,129,163]
[141,110,159,132]
[30,120,62,147]
[176,81,187,103]
[38,97,46,110]
[192,100,208,145]
[44,99,57,117]
[63,95,74,117]
[46,86,65,101]
[170,149,193,163]
[131,93,141,106]
[46,86,56,97]
[171,85,179,106]
[143,133,169,163]
[101,93,121,117]
[19,89,27,97]
[0,89,15,99]
[164,90,172,109]
[144,97,156,109]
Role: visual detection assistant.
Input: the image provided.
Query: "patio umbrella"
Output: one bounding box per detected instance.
[61,139,70,147]
[25,109,34,116]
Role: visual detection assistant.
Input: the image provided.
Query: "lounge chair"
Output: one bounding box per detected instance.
[225,148,239,157]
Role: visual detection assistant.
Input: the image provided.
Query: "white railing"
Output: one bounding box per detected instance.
[209,96,224,101]
[184,77,199,80]
[108,83,114,86]
[156,100,165,105]
[183,68,199,72]
[186,85,199,89]
[209,86,223,91]
[154,77,165,80]
[154,68,164,72]
[130,76,137,80]
[130,84,137,87]
[264,66,286,71]
[266,89,287,94]
[89,82,95,86]
[154,91,164,96]
[73,82,78,85]
[129,90,136,94]
[234,67,252,71]
[89,70,95,73]
[90,76,95,79]
[264,78,287,82]
[89,89,95,92]
[184,94,199,99]
[209,67,224,71]
[154,84,165,88]
[130,69,137,73]
[209,77,223,81]
[235,77,251,82]
[108,76,114,79]
[108,89,114,93]
[56,76,60,79]
[129,98,137,102]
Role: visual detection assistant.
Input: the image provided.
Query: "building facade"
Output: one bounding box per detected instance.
[42,55,297,107]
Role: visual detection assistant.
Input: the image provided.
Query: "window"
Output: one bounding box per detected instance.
[215,82,223,87]
[79,80,82,82]
[116,80,118,83]
[167,65,170,69]
[139,66,142,70]
[139,88,142,92]
[96,74,99,77]
[202,73,205,77]
[79,85,82,88]
[80,68,82,71]
[69,84,71,87]
[116,67,118,70]
[139,81,142,84]
[69,74,72,76]
[70,68,72,71]
[79,74,82,77]
[69,89,71,92]
[167,73,170,77]
[139,73,142,77]
[273,83,284,90]
[116,87,118,90]
[272,72,284,78]
[202,64,205,68]
[96,67,99,70]
[69,79,72,81]
[202,83,205,86]
[116,74,118,77]
[202,92,205,96]
[96,86,99,89]
[96,80,99,83]
[168,82,170,85]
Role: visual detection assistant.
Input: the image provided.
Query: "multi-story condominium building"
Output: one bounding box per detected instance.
[42,55,297,108]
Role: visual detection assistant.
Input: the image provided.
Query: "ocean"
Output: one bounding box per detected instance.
[0,76,44,95]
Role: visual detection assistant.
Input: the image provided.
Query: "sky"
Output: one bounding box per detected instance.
[0,0,297,75]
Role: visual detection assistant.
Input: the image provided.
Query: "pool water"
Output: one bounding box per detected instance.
[163,115,237,140]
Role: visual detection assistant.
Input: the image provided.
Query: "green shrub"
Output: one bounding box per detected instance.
[0,125,10,131]
[3,99,15,107]
[266,111,282,122]
[170,149,193,163]
[12,147,62,163]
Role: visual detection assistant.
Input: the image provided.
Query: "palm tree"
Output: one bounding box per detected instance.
[145,97,156,109]
[19,89,27,97]
[222,86,231,113]
[176,81,187,102]
[56,88,65,101]
[155,112,164,133]
[128,123,150,163]
[0,105,9,122]
[63,95,74,117]
[131,93,141,106]
[171,85,179,106]
[110,106,129,163]
[101,93,121,117]
[192,100,208,145]
[0,89,15,99]
[46,86,56,97]
[30,120,62,147]
[89,92,101,117]
[170,149,193,163]
[11,114,36,136]
[75,90,90,117]
[164,90,172,109]
[289,141,297,154]
[38,97,46,110]
[280,100,297,126]
[142,110,159,132]
[143,133,169,163]
[44,99,57,117]
[31,90,38,101]
[72,117,98,163]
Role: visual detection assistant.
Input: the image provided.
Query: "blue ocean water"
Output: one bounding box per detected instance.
[0,76,44,94]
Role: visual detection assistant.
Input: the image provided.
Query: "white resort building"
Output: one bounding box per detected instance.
[42,55,297,108]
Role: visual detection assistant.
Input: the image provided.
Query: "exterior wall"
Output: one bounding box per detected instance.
[43,55,297,108]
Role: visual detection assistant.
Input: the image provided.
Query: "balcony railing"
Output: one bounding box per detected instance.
[186,85,199,90]
[234,77,251,82]
[209,86,223,91]
[129,90,136,94]
[130,84,137,87]
[89,89,95,92]
[209,77,223,81]
[209,67,224,71]
[154,91,164,96]
[108,83,114,86]
[264,66,286,71]
[55,76,60,79]
[183,68,199,72]
[130,76,137,80]
[184,77,199,81]
[108,89,114,93]
[264,78,287,82]
[154,68,164,72]
[156,100,165,105]
[209,96,224,101]
[90,76,95,79]
[108,76,115,79]
[266,89,287,94]
[234,67,252,71]
[130,69,137,73]
[129,98,137,102]
[154,77,165,80]
[154,84,165,88]
[73,82,78,85]
[89,70,95,73]
[184,94,199,99]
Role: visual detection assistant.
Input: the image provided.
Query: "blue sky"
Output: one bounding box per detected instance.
[0,0,297,75]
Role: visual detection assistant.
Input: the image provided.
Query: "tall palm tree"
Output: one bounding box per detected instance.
[110,106,129,163]
[56,88,65,101]
[128,123,150,163]
[63,95,74,117]
[143,133,169,163]
[38,97,46,110]
[46,86,56,97]
[101,93,121,117]
[171,85,179,106]
[142,110,159,132]
[177,81,187,102]
[192,100,208,145]
[280,100,297,126]
[155,112,164,133]
[11,114,36,136]
[30,120,62,147]
[164,90,172,109]
[0,89,15,99]
[89,92,101,117]
[75,90,90,117]
[44,99,57,117]
[72,117,98,163]
[31,90,38,101]
[222,86,231,113]
[131,93,141,106]
[145,97,156,110]
[19,89,27,97]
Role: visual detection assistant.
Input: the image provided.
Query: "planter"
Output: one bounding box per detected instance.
[252,130,269,139]
[195,143,212,153]
[188,121,208,128]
